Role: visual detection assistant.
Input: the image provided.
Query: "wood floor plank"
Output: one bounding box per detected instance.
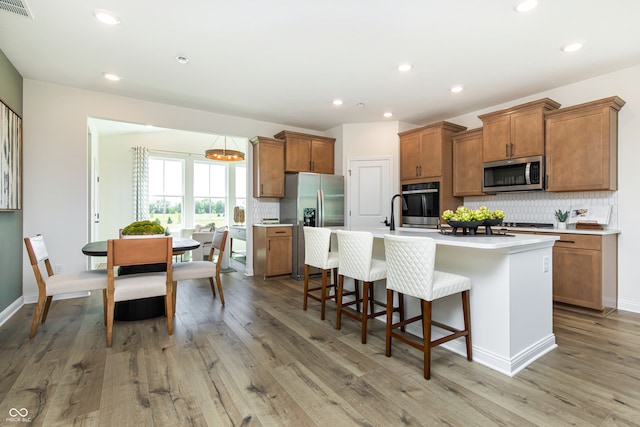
[98,349,153,427]
[2,262,640,426]
[43,294,107,425]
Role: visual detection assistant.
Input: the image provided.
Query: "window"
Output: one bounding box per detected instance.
[149,158,184,228]
[194,162,227,228]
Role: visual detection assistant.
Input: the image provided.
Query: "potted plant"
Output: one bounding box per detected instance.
[121,220,169,238]
[555,209,569,229]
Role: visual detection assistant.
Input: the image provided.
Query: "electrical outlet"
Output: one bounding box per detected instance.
[542,256,549,273]
[55,264,64,274]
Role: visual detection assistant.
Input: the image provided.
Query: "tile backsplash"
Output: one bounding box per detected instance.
[252,198,279,224]
[464,191,618,229]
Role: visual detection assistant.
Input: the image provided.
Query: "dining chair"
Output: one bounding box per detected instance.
[302,226,340,320]
[106,236,174,347]
[191,230,215,261]
[383,234,472,380]
[335,230,399,344]
[24,234,108,338]
[171,227,228,312]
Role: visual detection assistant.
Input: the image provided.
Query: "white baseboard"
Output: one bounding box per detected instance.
[0,297,24,328]
[617,299,640,314]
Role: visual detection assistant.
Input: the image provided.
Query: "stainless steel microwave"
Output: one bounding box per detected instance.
[482,155,544,193]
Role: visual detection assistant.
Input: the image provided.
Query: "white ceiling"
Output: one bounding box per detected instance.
[2,0,640,132]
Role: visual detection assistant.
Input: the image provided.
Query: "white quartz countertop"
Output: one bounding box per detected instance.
[253,223,293,227]
[330,226,558,250]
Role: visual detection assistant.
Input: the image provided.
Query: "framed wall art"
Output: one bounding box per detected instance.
[0,100,22,210]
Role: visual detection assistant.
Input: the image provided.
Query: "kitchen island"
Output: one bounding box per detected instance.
[330,227,559,377]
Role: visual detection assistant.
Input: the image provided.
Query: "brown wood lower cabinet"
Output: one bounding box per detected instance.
[511,230,617,316]
[552,233,617,316]
[253,226,292,278]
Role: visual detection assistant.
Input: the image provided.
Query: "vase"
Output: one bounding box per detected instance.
[557,222,567,230]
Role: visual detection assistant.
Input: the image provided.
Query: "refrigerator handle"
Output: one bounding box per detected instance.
[317,189,324,227]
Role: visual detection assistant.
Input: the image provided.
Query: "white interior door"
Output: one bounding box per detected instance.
[348,158,391,228]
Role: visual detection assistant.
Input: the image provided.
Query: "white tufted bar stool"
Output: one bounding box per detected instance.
[303,226,340,320]
[336,230,395,344]
[383,234,472,380]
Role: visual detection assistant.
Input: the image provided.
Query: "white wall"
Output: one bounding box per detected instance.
[22,80,321,299]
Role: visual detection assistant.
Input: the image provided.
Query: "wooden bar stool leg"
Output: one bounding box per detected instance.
[422,299,433,380]
[361,281,370,344]
[399,292,405,332]
[303,264,310,311]
[462,290,473,361]
[320,269,328,320]
[354,280,361,313]
[385,288,394,357]
[336,274,344,330]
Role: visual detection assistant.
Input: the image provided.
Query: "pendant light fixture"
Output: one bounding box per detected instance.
[205,135,245,161]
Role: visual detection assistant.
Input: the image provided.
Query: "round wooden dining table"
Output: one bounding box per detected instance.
[82,237,201,321]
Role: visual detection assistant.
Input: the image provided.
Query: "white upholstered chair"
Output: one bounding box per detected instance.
[106,236,174,347]
[171,227,228,311]
[383,234,472,380]
[24,235,108,338]
[335,230,391,344]
[191,231,215,261]
[303,226,339,320]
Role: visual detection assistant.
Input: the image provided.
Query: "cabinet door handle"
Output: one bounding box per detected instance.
[415,166,419,176]
[510,143,514,157]
[558,240,575,244]
[505,144,509,157]
[260,183,264,194]
[275,231,286,234]
[310,161,314,171]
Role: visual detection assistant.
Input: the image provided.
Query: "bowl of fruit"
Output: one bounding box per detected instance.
[441,206,505,235]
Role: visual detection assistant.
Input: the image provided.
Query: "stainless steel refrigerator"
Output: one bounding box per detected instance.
[280,173,344,279]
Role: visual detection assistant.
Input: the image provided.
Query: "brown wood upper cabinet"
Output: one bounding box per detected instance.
[452,128,485,197]
[273,130,336,174]
[479,98,561,162]
[251,136,285,198]
[399,121,467,183]
[545,96,625,192]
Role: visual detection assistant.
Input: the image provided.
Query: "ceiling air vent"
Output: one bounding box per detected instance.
[0,0,34,19]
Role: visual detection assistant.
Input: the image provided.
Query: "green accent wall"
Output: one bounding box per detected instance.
[0,49,23,313]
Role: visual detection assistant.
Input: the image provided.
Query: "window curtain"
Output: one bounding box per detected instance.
[132,146,149,221]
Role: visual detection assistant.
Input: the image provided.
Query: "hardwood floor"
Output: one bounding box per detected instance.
[2,260,640,426]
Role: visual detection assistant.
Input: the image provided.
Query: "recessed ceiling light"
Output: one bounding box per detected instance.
[561,42,583,53]
[515,0,538,13]
[94,9,121,25]
[450,85,464,93]
[102,72,121,81]
[398,64,412,72]
[332,99,343,106]
[176,56,189,64]
[356,102,365,108]
[383,112,393,118]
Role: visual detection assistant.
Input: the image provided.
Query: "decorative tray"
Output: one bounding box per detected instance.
[439,227,514,237]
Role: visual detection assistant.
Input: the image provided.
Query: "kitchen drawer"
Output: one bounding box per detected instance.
[266,227,292,238]
[553,233,601,250]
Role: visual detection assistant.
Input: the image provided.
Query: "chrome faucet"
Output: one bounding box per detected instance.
[389,194,408,231]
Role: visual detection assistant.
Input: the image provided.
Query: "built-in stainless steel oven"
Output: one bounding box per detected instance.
[401,182,439,228]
